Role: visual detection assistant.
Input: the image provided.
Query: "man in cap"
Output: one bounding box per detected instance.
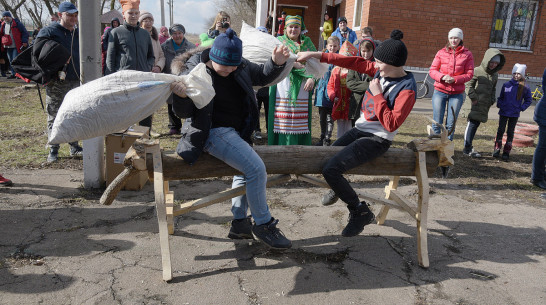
[36,1,82,162]
[106,0,155,129]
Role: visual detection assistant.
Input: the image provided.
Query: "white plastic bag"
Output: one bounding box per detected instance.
[239,21,328,87]
[49,65,214,145]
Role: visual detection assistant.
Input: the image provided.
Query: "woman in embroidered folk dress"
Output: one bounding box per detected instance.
[267,15,316,145]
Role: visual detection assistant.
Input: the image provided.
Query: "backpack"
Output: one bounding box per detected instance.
[11,37,70,84]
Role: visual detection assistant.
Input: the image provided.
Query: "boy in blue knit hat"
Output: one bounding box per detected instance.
[170,29,294,249]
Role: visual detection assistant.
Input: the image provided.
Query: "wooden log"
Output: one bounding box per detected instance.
[146,146,439,181]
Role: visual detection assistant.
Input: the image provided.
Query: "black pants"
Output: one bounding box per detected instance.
[463,119,480,151]
[496,115,519,144]
[139,115,153,129]
[168,103,182,130]
[318,106,334,141]
[322,128,391,207]
[256,88,269,132]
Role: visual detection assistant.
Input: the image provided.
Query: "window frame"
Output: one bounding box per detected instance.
[489,0,540,51]
[352,0,363,31]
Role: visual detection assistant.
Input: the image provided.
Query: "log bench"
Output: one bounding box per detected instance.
[101,128,453,282]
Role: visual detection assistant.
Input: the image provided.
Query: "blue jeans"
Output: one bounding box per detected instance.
[432,90,464,141]
[532,124,546,181]
[204,127,271,225]
[5,47,18,76]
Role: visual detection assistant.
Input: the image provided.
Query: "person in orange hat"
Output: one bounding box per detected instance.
[106,0,155,131]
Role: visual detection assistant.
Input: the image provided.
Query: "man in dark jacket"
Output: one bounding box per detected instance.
[106,0,154,128]
[170,29,293,249]
[1,11,29,78]
[161,23,195,135]
[36,2,82,162]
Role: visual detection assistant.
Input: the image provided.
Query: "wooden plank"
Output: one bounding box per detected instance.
[147,144,172,282]
[147,146,439,180]
[377,176,399,225]
[388,190,418,220]
[173,174,291,216]
[165,187,174,235]
[353,189,405,211]
[415,151,430,268]
[296,174,329,188]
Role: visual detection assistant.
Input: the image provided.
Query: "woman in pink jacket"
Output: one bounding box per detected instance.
[429,28,474,140]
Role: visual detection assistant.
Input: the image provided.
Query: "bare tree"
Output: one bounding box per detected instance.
[0,0,26,20]
[213,0,256,34]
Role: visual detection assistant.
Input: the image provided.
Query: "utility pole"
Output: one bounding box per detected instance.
[160,0,165,26]
[78,0,105,188]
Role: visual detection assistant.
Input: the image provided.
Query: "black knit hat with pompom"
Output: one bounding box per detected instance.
[373,30,407,67]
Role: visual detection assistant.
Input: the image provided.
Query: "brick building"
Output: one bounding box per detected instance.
[266,0,546,77]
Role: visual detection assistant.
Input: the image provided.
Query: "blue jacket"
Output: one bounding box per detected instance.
[36,22,80,81]
[534,68,546,125]
[497,78,532,118]
[314,63,334,108]
[331,27,357,45]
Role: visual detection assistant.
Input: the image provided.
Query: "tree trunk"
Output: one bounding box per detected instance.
[145,146,440,181]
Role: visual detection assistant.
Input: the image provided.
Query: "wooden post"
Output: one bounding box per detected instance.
[148,144,172,281]
[377,176,399,225]
[415,151,430,268]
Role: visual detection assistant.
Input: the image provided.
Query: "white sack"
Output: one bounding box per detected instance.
[239,21,328,88]
[49,64,214,145]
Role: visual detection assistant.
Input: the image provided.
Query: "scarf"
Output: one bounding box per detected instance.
[277,34,316,105]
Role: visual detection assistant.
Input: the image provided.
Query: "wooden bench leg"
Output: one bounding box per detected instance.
[415,151,430,268]
[165,183,174,235]
[377,176,399,225]
[147,144,172,281]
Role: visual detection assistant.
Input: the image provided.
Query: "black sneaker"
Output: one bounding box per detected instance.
[492,149,501,158]
[463,148,481,158]
[252,218,292,249]
[321,189,339,206]
[342,202,376,237]
[69,144,83,157]
[502,152,509,161]
[228,217,254,240]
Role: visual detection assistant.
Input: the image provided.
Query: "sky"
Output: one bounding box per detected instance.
[139,0,216,34]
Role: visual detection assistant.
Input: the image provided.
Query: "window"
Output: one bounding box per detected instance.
[489,0,539,51]
[353,0,363,30]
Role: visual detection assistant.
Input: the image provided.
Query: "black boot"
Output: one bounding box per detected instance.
[342,202,376,237]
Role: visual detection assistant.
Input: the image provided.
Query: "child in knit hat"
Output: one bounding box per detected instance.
[494,63,533,161]
[297,30,416,237]
[170,29,294,249]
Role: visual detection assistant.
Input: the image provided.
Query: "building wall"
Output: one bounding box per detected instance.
[339,0,546,76]
[274,1,324,49]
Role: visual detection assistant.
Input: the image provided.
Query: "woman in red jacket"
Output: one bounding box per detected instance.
[429,28,474,140]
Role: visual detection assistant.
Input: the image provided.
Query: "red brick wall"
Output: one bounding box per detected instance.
[339,0,546,76]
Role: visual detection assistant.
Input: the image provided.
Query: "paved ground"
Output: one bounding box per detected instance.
[0,99,545,305]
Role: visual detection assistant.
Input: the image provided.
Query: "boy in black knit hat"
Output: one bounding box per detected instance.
[297,30,416,237]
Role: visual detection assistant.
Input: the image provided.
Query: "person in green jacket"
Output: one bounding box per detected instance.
[463,48,505,157]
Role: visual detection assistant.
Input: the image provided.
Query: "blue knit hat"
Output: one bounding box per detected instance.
[2,11,12,18]
[209,28,242,66]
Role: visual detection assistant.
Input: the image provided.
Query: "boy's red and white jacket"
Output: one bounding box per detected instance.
[320,52,416,141]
